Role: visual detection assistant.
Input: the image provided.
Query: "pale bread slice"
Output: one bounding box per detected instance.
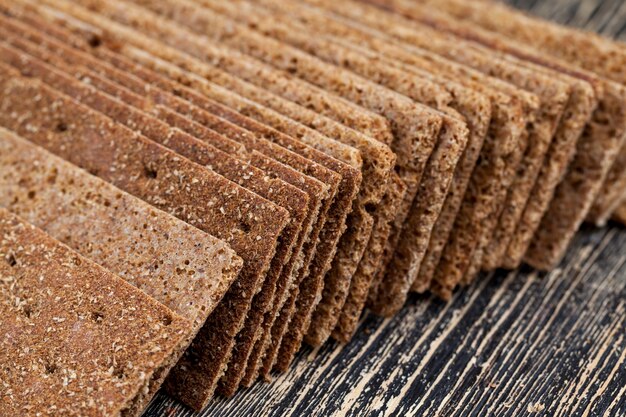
[0,207,189,417]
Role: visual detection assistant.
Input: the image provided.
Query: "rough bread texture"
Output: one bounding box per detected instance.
[367,168,420,316]
[0,207,190,417]
[0,36,324,399]
[369,0,626,269]
[415,0,626,225]
[335,172,407,342]
[0,74,290,410]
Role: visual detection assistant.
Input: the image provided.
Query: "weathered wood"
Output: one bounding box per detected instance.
[142,0,626,415]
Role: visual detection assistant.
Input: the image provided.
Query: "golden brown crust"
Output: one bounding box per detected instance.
[0,208,190,417]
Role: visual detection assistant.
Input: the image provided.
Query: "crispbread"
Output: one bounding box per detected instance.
[369,0,626,270]
[0,73,290,410]
[335,172,407,342]
[0,127,241,334]
[0,128,242,415]
[200,0,473,333]
[0,207,189,417]
[418,0,626,225]
[0,32,321,398]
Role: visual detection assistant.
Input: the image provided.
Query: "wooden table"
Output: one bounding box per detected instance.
[144,1,626,416]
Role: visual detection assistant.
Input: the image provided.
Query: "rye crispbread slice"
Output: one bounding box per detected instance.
[0,127,243,413]
[0,34,323,398]
[368,0,626,270]
[417,0,626,226]
[0,73,290,410]
[0,207,189,417]
[334,172,407,342]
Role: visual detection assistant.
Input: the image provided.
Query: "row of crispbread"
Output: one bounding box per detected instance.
[0,0,623,414]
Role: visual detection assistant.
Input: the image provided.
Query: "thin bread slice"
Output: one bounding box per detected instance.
[0,207,189,417]
[200,0,473,333]
[0,127,241,336]
[368,0,626,270]
[418,0,626,226]
[0,128,242,415]
[0,73,289,410]
[0,35,319,398]
[334,172,407,342]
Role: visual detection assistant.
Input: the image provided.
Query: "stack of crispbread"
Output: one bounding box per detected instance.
[0,0,623,414]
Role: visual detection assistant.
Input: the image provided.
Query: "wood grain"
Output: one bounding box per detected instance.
[143,1,626,415]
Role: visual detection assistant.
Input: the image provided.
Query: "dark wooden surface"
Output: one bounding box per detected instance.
[144,1,626,416]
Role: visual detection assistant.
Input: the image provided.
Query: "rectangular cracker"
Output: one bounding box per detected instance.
[0,207,189,417]
[112,0,448,342]
[0,127,243,414]
[334,172,407,342]
[371,0,626,270]
[0,73,289,410]
[419,0,626,225]
[0,33,321,399]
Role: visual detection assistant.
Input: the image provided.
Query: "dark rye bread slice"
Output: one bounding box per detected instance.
[303,0,534,295]
[0,208,190,417]
[0,34,319,398]
[112,0,451,340]
[0,129,243,414]
[197,0,473,333]
[420,0,626,226]
[0,76,290,410]
[334,172,407,342]
[370,0,626,270]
